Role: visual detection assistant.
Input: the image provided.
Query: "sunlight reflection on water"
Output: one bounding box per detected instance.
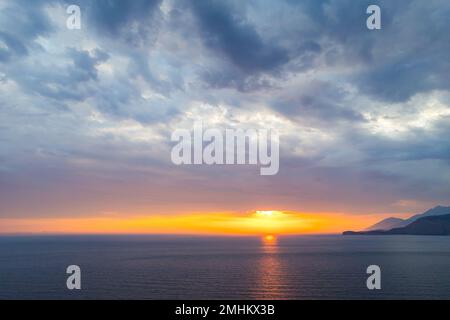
[254,235,288,299]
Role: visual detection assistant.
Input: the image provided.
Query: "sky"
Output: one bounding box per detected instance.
[0,0,450,234]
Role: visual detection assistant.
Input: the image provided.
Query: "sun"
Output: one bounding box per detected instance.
[264,234,276,242]
[252,211,286,236]
[255,210,282,217]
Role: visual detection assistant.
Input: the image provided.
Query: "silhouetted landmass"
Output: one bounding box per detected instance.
[365,217,406,231]
[343,214,450,236]
[365,205,450,231]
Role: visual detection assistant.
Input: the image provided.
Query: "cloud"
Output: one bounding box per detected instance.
[0,0,54,62]
[0,31,28,62]
[1,47,109,102]
[1,0,450,220]
[270,80,366,124]
[81,0,163,47]
[188,0,289,74]
[0,0,54,40]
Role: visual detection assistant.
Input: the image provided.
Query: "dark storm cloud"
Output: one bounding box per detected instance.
[356,42,450,103]
[81,0,163,47]
[285,0,399,61]
[245,0,450,126]
[1,0,448,125]
[87,0,161,32]
[2,0,449,102]
[290,0,450,102]
[188,0,289,74]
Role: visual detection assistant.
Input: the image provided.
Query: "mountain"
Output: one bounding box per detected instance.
[365,217,406,231]
[365,205,450,231]
[406,205,450,223]
[344,214,450,236]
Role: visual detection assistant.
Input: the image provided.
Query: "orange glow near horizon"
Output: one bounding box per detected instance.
[0,210,399,235]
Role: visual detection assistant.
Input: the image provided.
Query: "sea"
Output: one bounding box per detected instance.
[0,235,449,299]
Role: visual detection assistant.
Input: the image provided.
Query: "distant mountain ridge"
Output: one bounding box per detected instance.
[365,217,405,231]
[344,214,450,236]
[365,205,450,231]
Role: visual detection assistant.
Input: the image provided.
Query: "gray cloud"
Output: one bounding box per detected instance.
[0,31,28,62]
[1,0,450,218]
[271,81,366,124]
[80,0,163,47]
[188,0,289,74]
